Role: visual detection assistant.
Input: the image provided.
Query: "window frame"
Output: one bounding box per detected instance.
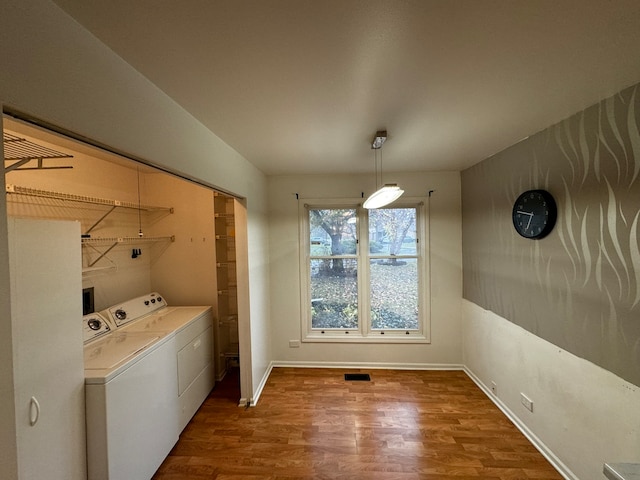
[299,197,430,343]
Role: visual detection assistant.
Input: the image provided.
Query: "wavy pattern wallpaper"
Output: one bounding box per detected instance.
[462,82,640,387]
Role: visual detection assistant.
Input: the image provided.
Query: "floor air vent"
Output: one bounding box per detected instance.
[344,373,371,381]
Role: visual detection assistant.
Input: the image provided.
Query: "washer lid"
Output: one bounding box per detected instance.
[84,332,160,370]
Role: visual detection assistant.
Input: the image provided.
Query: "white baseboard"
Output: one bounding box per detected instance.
[247,361,274,407]
[271,360,465,370]
[463,367,578,480]
[249,361,463,406]
[215,368,227,382]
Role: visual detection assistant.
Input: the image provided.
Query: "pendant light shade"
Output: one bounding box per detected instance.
[363,184,404,209]
[364,130,403,209]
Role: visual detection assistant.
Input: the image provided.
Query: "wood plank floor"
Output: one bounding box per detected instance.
[152,368,563,480]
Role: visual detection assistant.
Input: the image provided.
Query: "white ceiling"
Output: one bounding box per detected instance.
[52,0,640,176]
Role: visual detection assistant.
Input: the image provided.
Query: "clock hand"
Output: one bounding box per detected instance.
[516,210,534,230]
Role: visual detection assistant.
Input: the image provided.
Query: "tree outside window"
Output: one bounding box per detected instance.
[303,202,427,341]
[309,208,358,329]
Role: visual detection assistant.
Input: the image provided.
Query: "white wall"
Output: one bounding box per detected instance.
[146,173,217,308]
[0,3,270,477]
[462,299,640,480]
[245,200,272,402]
[268,171,462,367]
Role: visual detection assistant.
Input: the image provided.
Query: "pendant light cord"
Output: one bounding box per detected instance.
[373,144,384,190]
[379,147,383,187]
[373,148,378,192]
[137,166,143,237]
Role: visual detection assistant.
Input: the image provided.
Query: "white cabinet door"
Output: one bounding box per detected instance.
[9,218,86,480]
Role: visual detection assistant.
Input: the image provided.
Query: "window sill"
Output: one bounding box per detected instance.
[303,334,430,344]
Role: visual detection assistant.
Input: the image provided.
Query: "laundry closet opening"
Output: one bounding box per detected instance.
[3,114,244,401]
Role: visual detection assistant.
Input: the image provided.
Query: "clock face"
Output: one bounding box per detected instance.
[512,190,557,239]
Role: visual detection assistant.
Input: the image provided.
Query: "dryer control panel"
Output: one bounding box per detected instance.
[107,292,168,327]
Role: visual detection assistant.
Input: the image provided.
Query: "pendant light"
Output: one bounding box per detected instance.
[363,130,404,209]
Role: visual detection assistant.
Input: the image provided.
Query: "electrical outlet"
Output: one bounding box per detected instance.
[490,381,497,395]
[520,393,534,412]
[288,340,300,348]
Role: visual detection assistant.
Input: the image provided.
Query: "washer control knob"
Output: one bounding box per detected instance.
[144,300,150,306]
[151,298,156,303]
[87,318,102,331]
[157,297,163,303]
[114,309,127,320]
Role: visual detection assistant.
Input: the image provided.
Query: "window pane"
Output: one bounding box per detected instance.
[310,258,358,329]
[309,208,357,256]
[369,208,417,255]
[370,258,418,330]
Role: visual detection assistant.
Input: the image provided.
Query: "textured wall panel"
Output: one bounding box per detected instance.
[462,83,640,386]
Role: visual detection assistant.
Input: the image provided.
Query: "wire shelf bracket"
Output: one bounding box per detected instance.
[82,235,175,267]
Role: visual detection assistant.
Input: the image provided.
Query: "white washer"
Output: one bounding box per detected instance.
[83,311,179,480]
[105,293,215,432]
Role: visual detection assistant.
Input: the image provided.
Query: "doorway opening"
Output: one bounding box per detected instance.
[2,114,245,402]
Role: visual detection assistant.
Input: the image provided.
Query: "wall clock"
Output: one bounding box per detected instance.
[512,189,557,239]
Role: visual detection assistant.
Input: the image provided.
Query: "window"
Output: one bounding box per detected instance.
[300,199,429,342]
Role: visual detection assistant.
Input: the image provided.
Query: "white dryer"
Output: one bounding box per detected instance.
[104,292,215,432]
[82,311,178,480]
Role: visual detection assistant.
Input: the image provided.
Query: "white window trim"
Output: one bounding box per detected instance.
[299,197,430,344]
